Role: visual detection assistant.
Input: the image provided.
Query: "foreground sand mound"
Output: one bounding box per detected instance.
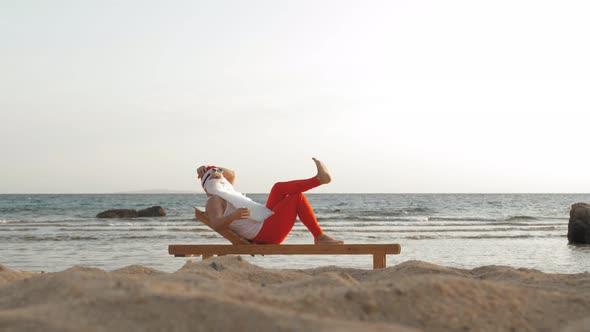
[1,258,589,332]
[0,265,37,287]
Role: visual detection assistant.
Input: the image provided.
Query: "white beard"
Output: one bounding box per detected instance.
[205,178,273,222]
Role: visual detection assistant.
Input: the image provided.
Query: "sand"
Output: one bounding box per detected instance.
[1,258,590,332]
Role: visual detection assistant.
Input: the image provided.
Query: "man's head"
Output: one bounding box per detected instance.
[198,166,224,189]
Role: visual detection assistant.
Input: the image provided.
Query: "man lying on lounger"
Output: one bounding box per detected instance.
[196,158,343,245]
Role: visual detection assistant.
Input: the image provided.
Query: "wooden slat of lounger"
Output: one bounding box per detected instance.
[169,244,401,256]
[169,244,400,269]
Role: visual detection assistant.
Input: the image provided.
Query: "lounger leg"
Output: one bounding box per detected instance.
[202,254,213,260]
[373,254,386,269]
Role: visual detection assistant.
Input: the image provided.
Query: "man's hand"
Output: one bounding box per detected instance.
[231,208,251,220]
[197,165,209,179]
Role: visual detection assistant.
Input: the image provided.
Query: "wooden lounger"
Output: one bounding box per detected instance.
[168,208,401,269]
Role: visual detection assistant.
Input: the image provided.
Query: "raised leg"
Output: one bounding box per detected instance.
[255,158,341,244]
[266,177,320,209]
[265,158,331,209]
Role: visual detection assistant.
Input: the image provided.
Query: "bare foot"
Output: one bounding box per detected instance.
[314,233,344,245]
[313,158,332,184]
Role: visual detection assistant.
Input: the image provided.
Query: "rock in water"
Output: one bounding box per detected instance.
[96,206,166,218]
[138,206,166,217]
[568,203,590,244]
[96,209,139,218]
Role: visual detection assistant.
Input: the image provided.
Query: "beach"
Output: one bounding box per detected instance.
[2,193,590,331]
[4,0,589,330]
[2,257,590,332]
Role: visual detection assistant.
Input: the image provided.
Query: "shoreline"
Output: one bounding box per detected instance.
[2,258,590,332]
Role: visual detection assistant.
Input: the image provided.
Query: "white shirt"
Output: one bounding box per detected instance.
[223,201,264,239]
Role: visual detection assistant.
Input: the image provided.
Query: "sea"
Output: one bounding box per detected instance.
[1,194,589,273]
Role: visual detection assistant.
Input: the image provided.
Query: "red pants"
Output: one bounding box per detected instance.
[252,177,323,244]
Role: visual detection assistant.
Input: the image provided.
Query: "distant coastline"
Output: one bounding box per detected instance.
[113,189,198,194]
[1,192,590,195]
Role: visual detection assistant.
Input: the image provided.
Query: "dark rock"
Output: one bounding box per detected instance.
[96,209,139,218]
[568,203,590,244]
[209,262,224,271]
[137,206,166,217]
[96,206,166,218]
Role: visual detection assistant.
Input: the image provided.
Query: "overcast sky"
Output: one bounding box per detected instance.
[1,0,589,193]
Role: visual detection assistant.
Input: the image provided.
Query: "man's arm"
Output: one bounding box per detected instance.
[219,167,236,185]
[206,196,250,230]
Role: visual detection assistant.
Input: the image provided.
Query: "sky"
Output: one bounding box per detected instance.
[1,0,589,194]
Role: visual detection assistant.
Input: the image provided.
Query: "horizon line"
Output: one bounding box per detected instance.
[1,192,590,195]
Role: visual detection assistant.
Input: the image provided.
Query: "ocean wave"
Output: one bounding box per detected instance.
[428,215,557,223]
[458,234,563,239]
[536,226,561,231]
[429,217,499,222]
[0,219,32,224]
[398,233,564,240]
[405,235,437,240]
[0,221,96,227]
[329,225,563,233]
[4,234,185,242]
[56,227,167,232]
[314,219,565,229]
[0,227,38,232]
[319,214,559,223]
[115,235,176,240]
[317,207,434,217]
[53,226,210,232]
[8,235,101,242]
[317,215,429,222]
[505,215,538,221]
[359,216,429,222]
[319,226,565,235]
[166,228,211,233]
[127,227,157,232]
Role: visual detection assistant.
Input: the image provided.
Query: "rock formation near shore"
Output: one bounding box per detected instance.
[96,206,166,218]
[137,206,166,217]
[568,203,590,244]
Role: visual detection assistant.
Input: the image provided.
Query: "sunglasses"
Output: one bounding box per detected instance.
[197,166,224,174]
